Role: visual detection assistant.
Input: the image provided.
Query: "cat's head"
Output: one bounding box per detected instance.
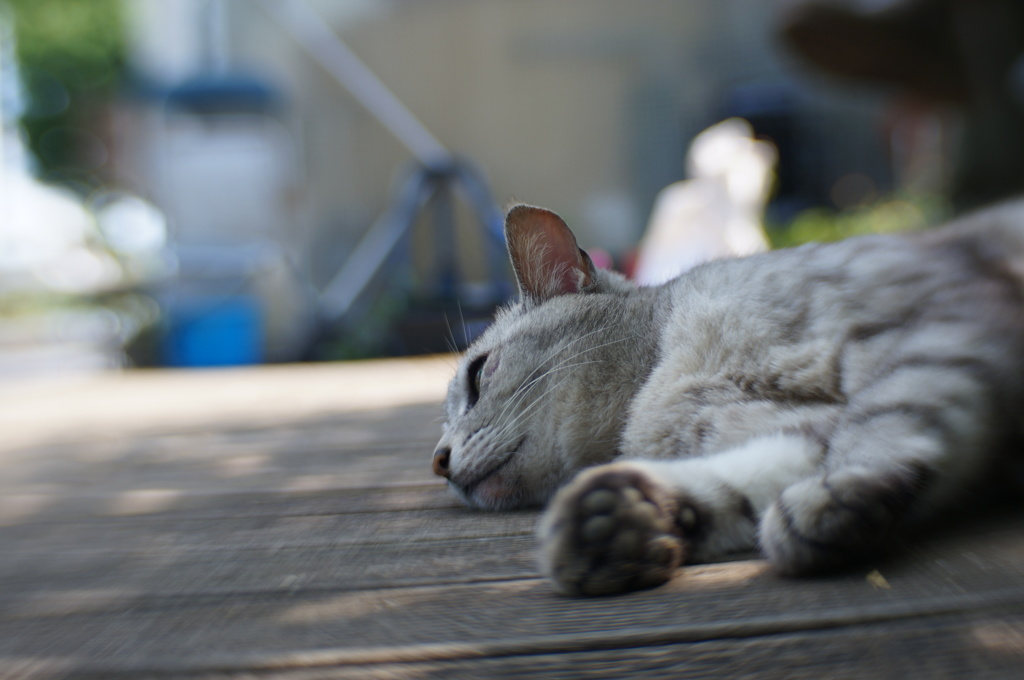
[432,205,641,510]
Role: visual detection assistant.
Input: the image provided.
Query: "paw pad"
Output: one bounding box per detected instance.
[538,465,685,596]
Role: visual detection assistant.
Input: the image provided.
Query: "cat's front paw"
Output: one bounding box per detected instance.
[537,463,684,596]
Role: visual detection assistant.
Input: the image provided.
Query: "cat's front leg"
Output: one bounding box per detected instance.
[536,462,685,596]
[758,464,927,575]
[758,355,1001,575]
[538,432,823,595]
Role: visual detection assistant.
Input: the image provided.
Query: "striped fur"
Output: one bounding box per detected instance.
[436,201,1024,596]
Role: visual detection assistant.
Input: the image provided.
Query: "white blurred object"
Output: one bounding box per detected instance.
[157,113,298,247]
[93,191,173,284]
[0,166,123,295]
[633,118,776,286]
[95,193,168,255]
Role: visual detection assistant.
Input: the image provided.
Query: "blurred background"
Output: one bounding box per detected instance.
[3,0,1018,379]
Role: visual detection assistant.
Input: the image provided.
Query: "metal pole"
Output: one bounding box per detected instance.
[260,0,451,167]
[318,163,433,323]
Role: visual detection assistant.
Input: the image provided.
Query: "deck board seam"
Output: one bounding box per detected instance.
[24,587,1024,677]
[0,576,546,621]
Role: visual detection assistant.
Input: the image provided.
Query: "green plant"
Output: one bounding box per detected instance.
[7,0,125,188]
[768,195,951,250]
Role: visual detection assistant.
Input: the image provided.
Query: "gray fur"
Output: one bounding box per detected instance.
[434,201,1024,595]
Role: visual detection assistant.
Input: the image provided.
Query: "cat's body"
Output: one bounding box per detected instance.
[433,201,1024,595]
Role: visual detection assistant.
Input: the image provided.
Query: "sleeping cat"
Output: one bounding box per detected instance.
[432,202,1024,596]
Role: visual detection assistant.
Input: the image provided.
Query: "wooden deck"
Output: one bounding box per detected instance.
[3,356,1024,679]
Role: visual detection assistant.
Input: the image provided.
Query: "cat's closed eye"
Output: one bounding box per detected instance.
[466,354,488,409]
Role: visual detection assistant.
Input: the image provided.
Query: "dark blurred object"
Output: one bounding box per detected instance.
[781,0,969,103]
[781,0,1024,211]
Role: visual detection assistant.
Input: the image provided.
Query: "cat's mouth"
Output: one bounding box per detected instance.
[454,437,526,508]
[461,455,514,495]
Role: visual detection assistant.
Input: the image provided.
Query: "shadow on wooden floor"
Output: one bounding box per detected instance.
[2,359,1023,678]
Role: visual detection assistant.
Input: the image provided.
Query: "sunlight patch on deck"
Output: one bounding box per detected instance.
[666,560,769,591]
[971,620,1024,654]
[0,355,455,452]
[106,488,184,516]
[13,588,145,618]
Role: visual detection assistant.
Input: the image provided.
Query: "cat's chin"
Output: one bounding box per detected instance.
[452,473,541,511]
[453,476,517,510]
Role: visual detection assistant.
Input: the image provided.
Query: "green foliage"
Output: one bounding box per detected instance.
[9,0,124,84]
[6,0,125,187]
[768,195,951,249]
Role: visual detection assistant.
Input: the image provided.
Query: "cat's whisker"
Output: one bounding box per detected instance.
[497,348,605,428]
[494,360,586,437]
[514,335,634,400]
[494,333,636,433]
[544,322,626,365]
[492,354,615,446]
[492,372,578,446]
[457,299,470,348]
[515,323,625,394]
[555,334,634,367]
[480,332,641,467]
[441,312,462,356]
[520,330,633,397]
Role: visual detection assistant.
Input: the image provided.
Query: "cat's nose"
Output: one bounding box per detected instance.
[432,447,451,478]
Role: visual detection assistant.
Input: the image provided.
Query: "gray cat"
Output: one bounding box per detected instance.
[433,202,1024,596]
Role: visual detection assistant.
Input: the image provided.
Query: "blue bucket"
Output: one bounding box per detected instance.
[163,295,263,367]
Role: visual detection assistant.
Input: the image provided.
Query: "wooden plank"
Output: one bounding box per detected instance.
[5,584,1024,678]
[0,512,540,613]
[0,454,444,519]
[0,431,445,478]
[0,535,540,616]
[0,356,455,454]
[4,513,1024,674]
[0,504,536,557]
[0,401,447,526]
[5,359,1024,679]
[0,410,444,490]
[0,443,449,524]
[0,403,445,466]
[1,484,459,526]
[153,615,1024,680]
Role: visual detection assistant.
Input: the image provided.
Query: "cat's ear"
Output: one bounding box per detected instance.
[504,205,597,302]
